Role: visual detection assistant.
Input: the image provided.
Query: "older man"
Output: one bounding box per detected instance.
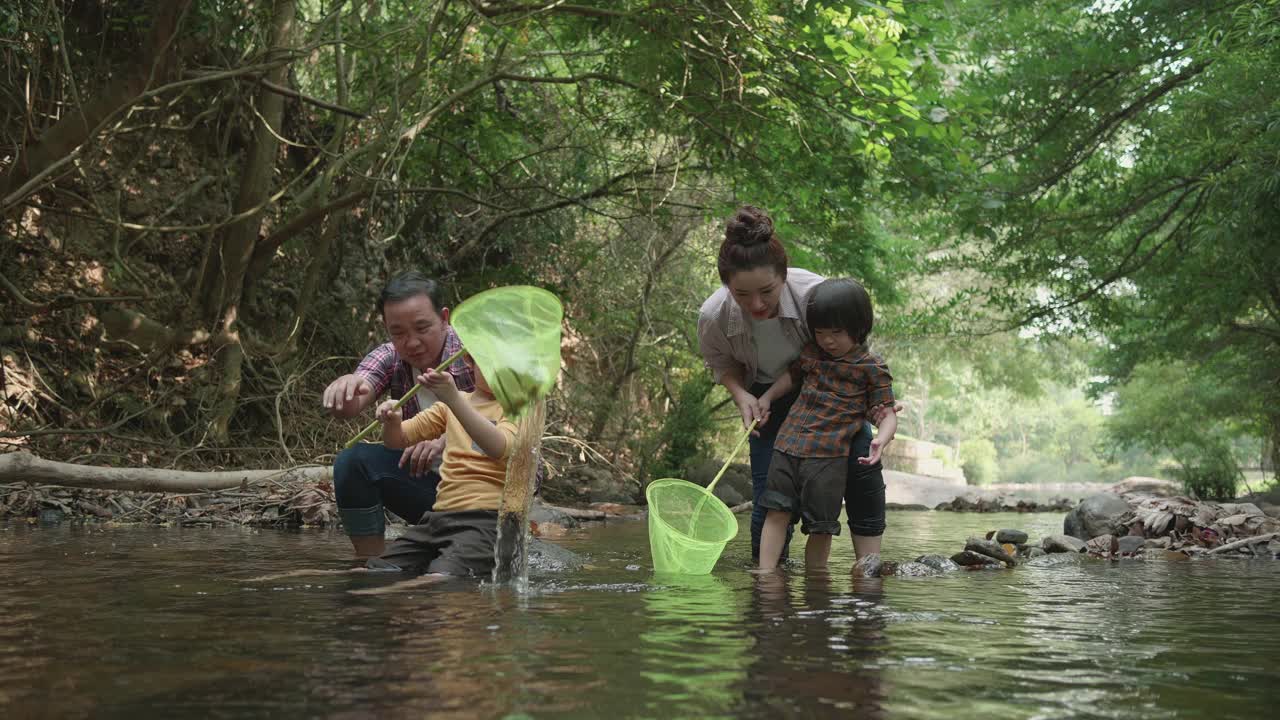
[323,272,473,558]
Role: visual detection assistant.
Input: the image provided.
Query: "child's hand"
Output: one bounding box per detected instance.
[419,369,459,403]
[858,434,895,465]
[376,399,401,424]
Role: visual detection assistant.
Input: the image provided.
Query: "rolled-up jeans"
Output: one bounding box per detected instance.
[333,442,440,537]
[747,382,879,560]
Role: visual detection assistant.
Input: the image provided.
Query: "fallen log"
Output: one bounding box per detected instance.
[1207,532,1279,555]
[0,451,330,493]
[542,502,608,521]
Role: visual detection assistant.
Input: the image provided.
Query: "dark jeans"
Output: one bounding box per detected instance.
[747,382,885,560]
[333,443,440,537]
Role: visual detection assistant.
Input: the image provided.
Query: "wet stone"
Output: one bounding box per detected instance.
[950,550,1003,568]
[915,554,961,573]
[965,536,1017,567]
[1026,552,1087,567]
[1086,534,1119,555]
[1043,534,1087,553]
[1116,536,1146,556]
[889,561,940,577]
[995,529,1028,545]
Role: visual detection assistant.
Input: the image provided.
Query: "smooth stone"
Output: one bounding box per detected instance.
[965,536,1017,567]
[1064,493,1132,540]
[1042,534,1087,553]
[1116,536,1146,555]
[950,550,1002,568]
[996,529,1028,544]
[528,538,585,574]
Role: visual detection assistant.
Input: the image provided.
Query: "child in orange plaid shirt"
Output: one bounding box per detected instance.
[756,278,898,571]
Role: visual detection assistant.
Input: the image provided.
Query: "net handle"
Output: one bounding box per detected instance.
[705,419,758,493]
[688,419,759,540]
[343,348,467,449]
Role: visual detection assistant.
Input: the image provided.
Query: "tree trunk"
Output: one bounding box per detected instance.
[0,0,193,205]
[198,0,297,443]
[0,451,329,492]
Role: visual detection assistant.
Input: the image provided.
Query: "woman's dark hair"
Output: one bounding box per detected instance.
[378,271,446,317]
[806,278,874,344]
[717,205,789,284]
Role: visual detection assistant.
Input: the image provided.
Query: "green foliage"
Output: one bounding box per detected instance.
[1171,443,1242,501]
[899,0,1280,482]
[649,373,716,483]
[959,437,997,485]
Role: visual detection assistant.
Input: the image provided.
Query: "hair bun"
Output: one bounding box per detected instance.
[726,205,774,247]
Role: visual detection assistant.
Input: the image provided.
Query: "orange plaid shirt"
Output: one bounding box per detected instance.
[774,343,895,458]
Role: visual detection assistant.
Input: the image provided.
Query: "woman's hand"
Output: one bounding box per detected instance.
[734,391,767,436]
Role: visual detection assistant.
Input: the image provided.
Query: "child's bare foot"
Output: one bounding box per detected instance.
[348,574,448,595]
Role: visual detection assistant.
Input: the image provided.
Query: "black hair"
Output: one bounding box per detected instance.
[806,278,873,344]
[717,205,789,284]
[378,271,446,317]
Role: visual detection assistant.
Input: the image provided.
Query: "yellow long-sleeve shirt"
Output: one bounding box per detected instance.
[400,393,516,511]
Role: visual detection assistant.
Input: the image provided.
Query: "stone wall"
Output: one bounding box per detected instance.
[883,437,965,483]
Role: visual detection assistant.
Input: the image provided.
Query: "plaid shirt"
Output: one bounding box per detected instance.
[775,343,894,458]
[353,326,474,419]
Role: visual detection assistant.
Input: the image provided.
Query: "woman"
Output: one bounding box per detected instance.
[697,205,889,566]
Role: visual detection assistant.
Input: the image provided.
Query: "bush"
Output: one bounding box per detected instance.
[1172,443,1241,501]
[959,438,999,485]
[648,374,715,483]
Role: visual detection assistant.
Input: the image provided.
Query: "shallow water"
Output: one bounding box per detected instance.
[2,511,1277,719]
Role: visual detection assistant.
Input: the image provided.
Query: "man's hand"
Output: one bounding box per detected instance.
[420,369,460,405]
[323,374,375,417]
[399,438,445,477]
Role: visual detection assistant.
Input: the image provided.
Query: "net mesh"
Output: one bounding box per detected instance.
[451,286,563,418]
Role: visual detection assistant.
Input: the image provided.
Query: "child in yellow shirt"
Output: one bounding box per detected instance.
[373,353,517,578]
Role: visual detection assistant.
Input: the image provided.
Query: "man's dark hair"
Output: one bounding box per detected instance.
[806,278,874,344]
[378,271,446,317]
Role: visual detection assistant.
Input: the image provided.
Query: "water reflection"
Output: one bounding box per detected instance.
[733,570,887,719]
[639,574,750,717]
[3,516,1280,719]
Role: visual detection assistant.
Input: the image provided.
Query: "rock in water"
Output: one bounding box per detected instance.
[889,561,940,577]
[1116,536,1146,556]
[995,529,1029,544]
[1064,493,1131,540]
[1042,534,1088,553]
[527,538,585,574]
[915,554,961,572]
[1027,552,1086,567]
[950,550,1002,568]
[853,553,883,578]
[1085,534,1119,556]
[965,536,1017,567]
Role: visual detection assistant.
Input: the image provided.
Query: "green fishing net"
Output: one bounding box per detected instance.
[451,286,563,418]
